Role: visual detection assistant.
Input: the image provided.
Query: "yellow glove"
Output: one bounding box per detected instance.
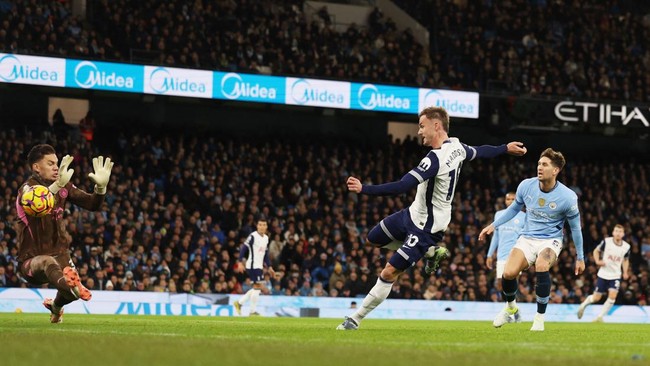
[48,155,74,194]
[88,156,114,194]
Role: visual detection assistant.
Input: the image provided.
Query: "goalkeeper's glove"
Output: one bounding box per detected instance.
[88,156,114,194]
[49,154,74,194]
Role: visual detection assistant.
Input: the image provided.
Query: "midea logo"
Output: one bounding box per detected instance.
[290,78,343,105]
[221,73,276,100]
[74,61,134,89]
[0,54,59,82]
[358,84,410,110]
[149,67,205,94]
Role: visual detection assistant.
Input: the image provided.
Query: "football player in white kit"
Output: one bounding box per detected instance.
[577,224,630,322]
[234,217,275,316]
[337,106,527,330]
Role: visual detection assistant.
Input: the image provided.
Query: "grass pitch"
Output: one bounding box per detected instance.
[1,313,648,366]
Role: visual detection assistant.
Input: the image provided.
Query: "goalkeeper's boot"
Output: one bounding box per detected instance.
[424,246,450,274]
[43,298,64,324]
[63,266,92,301]
[233,301,242,315]
[336,316,359,330]
[493,306,518,328]
[530,313,545,331]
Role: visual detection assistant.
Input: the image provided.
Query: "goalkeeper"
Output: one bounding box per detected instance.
[15,144,114,323]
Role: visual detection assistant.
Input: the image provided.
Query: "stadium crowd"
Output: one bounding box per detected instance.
[0,127,648,307]
[1,0,649,101]
[0,0,648,307]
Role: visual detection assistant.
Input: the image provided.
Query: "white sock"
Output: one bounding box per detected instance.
[351,278,393,323]
[507,300,517,309]
[239,289,253,305]
[535,312,545,320]
[581,294,594,307]
[250,289,261,312]
[599,298,615,318]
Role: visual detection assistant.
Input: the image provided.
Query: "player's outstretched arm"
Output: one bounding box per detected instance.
[464,141,526,160]
[506,142,527,156]
[346,176,362,193]
[347,173,419,196]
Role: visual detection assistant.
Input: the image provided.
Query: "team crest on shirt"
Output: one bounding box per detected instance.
[538,198,545,207]
[418,157,432,171]
[549,202,557,210]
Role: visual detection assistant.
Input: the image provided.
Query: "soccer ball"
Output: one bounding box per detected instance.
[20,185,55,217]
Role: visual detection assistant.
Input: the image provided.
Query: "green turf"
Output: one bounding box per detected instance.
[1,313,648,366]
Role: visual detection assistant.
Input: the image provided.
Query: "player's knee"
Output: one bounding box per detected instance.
[31,255,57,270]
[502,269,519,280]
[380,265,400,283]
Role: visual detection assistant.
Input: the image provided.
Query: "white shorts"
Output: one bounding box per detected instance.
[496,260,507,279]
[514,236,563,266]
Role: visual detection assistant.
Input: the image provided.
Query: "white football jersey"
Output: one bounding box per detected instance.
[243,231,270,270]
[407,138,477,234]
[596,237,631,280]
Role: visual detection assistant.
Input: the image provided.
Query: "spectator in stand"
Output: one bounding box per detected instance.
[0,126,647,309]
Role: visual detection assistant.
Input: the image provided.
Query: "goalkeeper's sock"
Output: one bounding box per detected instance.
[351,277,393,324]
[54,292,73,308]
[239,289,253,305]
[249,289,261,312]
[598,298,615,318]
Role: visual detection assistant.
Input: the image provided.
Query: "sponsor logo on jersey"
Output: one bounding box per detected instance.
[418,157,432,171]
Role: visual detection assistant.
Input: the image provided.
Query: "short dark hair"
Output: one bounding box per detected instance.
[540,148,566,171]
[418,106,450,132]
[27,144,56,167]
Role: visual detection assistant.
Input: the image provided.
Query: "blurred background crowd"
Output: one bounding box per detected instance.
[0,127,648,306]
[1,0,650,100]
[0,0,649,306]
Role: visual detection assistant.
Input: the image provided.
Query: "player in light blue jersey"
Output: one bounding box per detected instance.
[337,106,527,330]
[233,217,275,316]
[479,148,584,331]
[486,192,525,296]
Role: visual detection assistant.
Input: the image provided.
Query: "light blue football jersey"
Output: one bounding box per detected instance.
[488,210,526,261]
[515,177,580,239]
